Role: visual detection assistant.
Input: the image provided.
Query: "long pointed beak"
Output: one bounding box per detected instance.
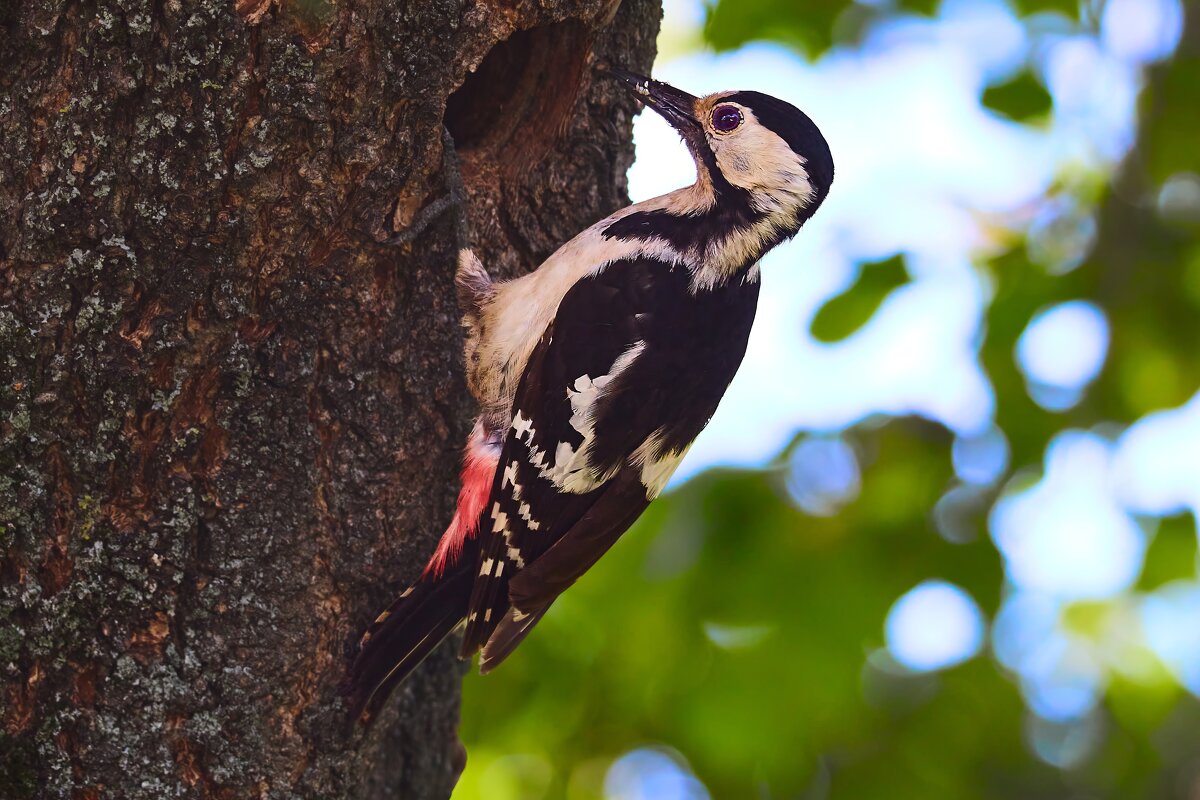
[606,67,700,132]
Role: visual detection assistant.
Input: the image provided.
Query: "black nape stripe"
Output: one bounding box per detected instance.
[602,113,767,264]
[600,192,801,271]
[600,184,768,266]
[601,201,763,265]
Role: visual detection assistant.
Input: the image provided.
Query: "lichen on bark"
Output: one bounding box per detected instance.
[0,0,661,796]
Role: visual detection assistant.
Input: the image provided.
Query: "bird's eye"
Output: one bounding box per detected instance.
[711,105,743,133]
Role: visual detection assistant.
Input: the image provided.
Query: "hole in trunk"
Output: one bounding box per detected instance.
[444,20,592,166]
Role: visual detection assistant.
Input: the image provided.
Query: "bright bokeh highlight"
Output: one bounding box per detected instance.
[885,581,986,671]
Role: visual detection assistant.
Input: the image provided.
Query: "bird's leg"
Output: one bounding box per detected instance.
[386,126,471,249]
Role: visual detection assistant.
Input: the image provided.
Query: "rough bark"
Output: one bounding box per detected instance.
[0,0,660,795]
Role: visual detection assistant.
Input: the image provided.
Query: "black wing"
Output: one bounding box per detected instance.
[460,255,760,666]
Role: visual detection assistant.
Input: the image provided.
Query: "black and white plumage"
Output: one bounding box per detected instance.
[342,68,834,725]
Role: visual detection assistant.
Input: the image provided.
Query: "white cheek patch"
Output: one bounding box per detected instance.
[727,152,752,175]
[691,109,817,290]
[709,107,815,217]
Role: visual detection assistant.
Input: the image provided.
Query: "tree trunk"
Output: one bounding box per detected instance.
[0,0,660,795]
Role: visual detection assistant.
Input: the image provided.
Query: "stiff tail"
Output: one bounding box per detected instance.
[479,606,549,674]
[340,561,474,727]
[341,418,500,728]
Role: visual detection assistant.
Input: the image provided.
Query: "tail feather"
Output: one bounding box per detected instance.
[341,563,474,727]
[479,605,549,674]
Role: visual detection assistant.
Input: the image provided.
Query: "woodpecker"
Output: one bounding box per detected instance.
[342,68,834,724]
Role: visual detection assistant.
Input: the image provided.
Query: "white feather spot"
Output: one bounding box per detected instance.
[512,411,535,440]
[518,501,540,531]
[490,505,509,534]
[632,432,692,499]
[502,460,523,500]
[525,440,550,470]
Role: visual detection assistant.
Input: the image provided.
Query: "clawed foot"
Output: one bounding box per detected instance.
[386,126,471,249]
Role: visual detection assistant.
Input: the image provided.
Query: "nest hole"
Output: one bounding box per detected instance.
[444,20,592,165]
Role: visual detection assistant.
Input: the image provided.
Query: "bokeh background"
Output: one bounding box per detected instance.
[453,0,1200,797]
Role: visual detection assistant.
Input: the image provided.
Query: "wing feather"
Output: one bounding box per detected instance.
[461,255,760,661]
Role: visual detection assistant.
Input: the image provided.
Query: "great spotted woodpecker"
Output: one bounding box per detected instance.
[343,69,834,724]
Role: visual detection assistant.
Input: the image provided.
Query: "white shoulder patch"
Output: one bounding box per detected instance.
[540,341,647,494]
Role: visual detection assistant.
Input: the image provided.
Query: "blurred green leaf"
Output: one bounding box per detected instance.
[702,0,1084,56]
[1143,57,1200,182]
[1138,514,1199,591]
[982,71,1054,121]
[810,255,910,343]
[1009,0,1081,19]
[898,0,941,17]
[1108,671,1184,739]
[703,0,844,56]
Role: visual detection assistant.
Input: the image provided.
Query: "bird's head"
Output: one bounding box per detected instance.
[608,68,834,226]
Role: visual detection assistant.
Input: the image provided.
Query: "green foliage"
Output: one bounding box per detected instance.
[702,0,1082,57]
[982,71,1054,121]
[810,255,910,342]
[700,0,945,56]
[703,0,847,57]
[1142,52,1200,182]
[1138,515,1199,591]
[1010,0,1083,18]
[457,444,1005,799]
